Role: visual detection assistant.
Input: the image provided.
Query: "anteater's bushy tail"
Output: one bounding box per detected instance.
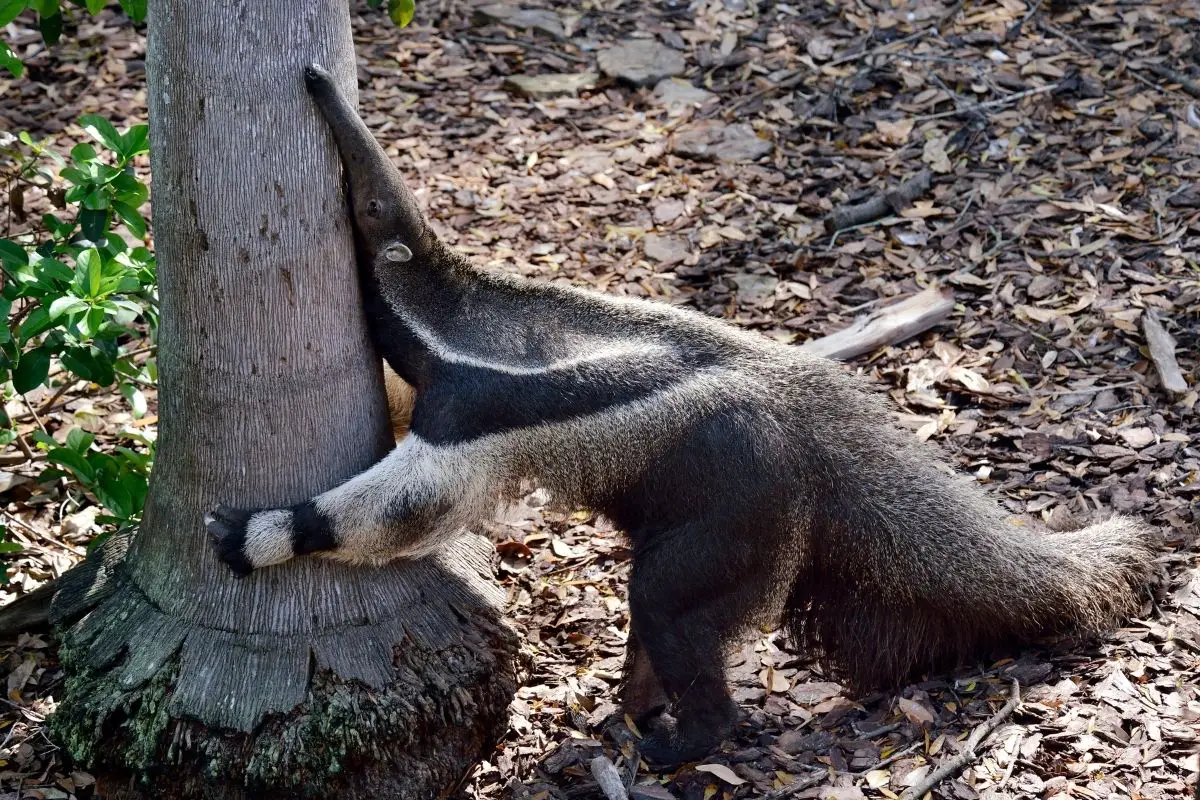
[784,408,1155,691]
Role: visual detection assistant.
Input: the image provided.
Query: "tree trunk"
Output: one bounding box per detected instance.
[46,2,521,797]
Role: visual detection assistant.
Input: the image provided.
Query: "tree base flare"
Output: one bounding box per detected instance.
[49,533,524,799]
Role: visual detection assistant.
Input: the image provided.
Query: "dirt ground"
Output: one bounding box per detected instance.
[0,0,1197,798]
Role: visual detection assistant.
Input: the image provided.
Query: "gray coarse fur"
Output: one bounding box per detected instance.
[211,63,1157,763]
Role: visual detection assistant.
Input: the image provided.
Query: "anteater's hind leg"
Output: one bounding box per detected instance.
[620,631,668,724]
[626,524,777,766]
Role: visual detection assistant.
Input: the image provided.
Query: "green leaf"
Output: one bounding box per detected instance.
[0,0,27,28]
[76,248,101,295]
[119,382,146,417]
[84,0,104,13]
[60,345,115,386]
[120,124,149,158]
[19,307,51,342]
[87,253,102,296]
[78,114,124,155]
[70,142,97,164]
[0,239,27,269]
[65,426,93,453]
[12,346,50,393]
[388,0,415,27]
[60,167,90,186]
[34,256,74,284]
[48,295,88,320]
[0,541,22,554]
[110,170,144,198]
[45,447,95,484]
[83,187,110,210]
[112,200,146,238]
[0,39,23,78]
[95,481,132,520]
[117,0,144,20]
[79,306,105,338]
[79,207,107,241]
[37,10,61,45]
[92,162,122,184]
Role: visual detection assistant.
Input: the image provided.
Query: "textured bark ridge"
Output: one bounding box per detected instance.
[50,532,521,799]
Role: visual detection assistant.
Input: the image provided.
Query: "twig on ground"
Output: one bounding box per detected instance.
[1037,21,1200,100]
[1141,310,1189,398]
[823,168,933,234]
[829,29,928,68]
[602,721,640,787]
[856,740,923,773]
[1143,63,1200,100]
[1006,0,1045,42]
[461,34,588,65]
[762,768,829,799]
[997,732,1024,789]
[853,720,905,739]
[20,396,48,436]
[1049,379,1143,398]
[589,756,629,800]
[724,29,926,116]
[899,680,1021,800]
[914,82,1060,122]
[936,0,968,32]
[1038,20,1095,57]
[11,430,36,463]
[800,286,956,362]
[37,379,77,416]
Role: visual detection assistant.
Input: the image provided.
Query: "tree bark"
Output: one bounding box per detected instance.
[46,2,521,797]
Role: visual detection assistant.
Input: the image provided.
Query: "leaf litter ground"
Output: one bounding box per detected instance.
[0,0,1197,798]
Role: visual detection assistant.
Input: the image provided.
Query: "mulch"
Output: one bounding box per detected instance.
[0,0,1196,798]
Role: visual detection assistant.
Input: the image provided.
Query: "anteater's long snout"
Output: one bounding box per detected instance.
[304,64,378,167]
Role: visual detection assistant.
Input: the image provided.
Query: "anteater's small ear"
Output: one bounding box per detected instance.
[384,243,413,263]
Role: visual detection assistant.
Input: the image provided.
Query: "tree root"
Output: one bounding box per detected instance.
[48,533,524,800]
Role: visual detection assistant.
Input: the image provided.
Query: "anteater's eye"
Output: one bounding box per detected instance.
[366,200,382,217]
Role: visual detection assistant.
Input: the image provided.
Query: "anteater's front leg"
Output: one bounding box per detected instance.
[206,435,490,574]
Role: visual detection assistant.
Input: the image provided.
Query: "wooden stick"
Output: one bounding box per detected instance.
[899,681,1021,800]
[589,756,629,800]
[996,732,1024,789]
[1141,310,1189,398]
[763,768,828,799]
[800,286,955,361]
[857,740,922,773]
[1143,63,1200,99]
[824,169,933,234]
[913,81,1060,122]
[723,29,927,116]
[1005,0,1044,42]
[1037,21,1200,101]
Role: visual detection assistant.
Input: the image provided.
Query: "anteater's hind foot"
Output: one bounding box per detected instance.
[636,699,738,768]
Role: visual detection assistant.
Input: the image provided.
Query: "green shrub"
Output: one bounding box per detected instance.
[1,117,156,533]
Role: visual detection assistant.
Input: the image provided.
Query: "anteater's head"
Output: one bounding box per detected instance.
[303,63,431,266]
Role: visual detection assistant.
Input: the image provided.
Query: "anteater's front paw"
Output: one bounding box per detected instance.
[205,505,257,576]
